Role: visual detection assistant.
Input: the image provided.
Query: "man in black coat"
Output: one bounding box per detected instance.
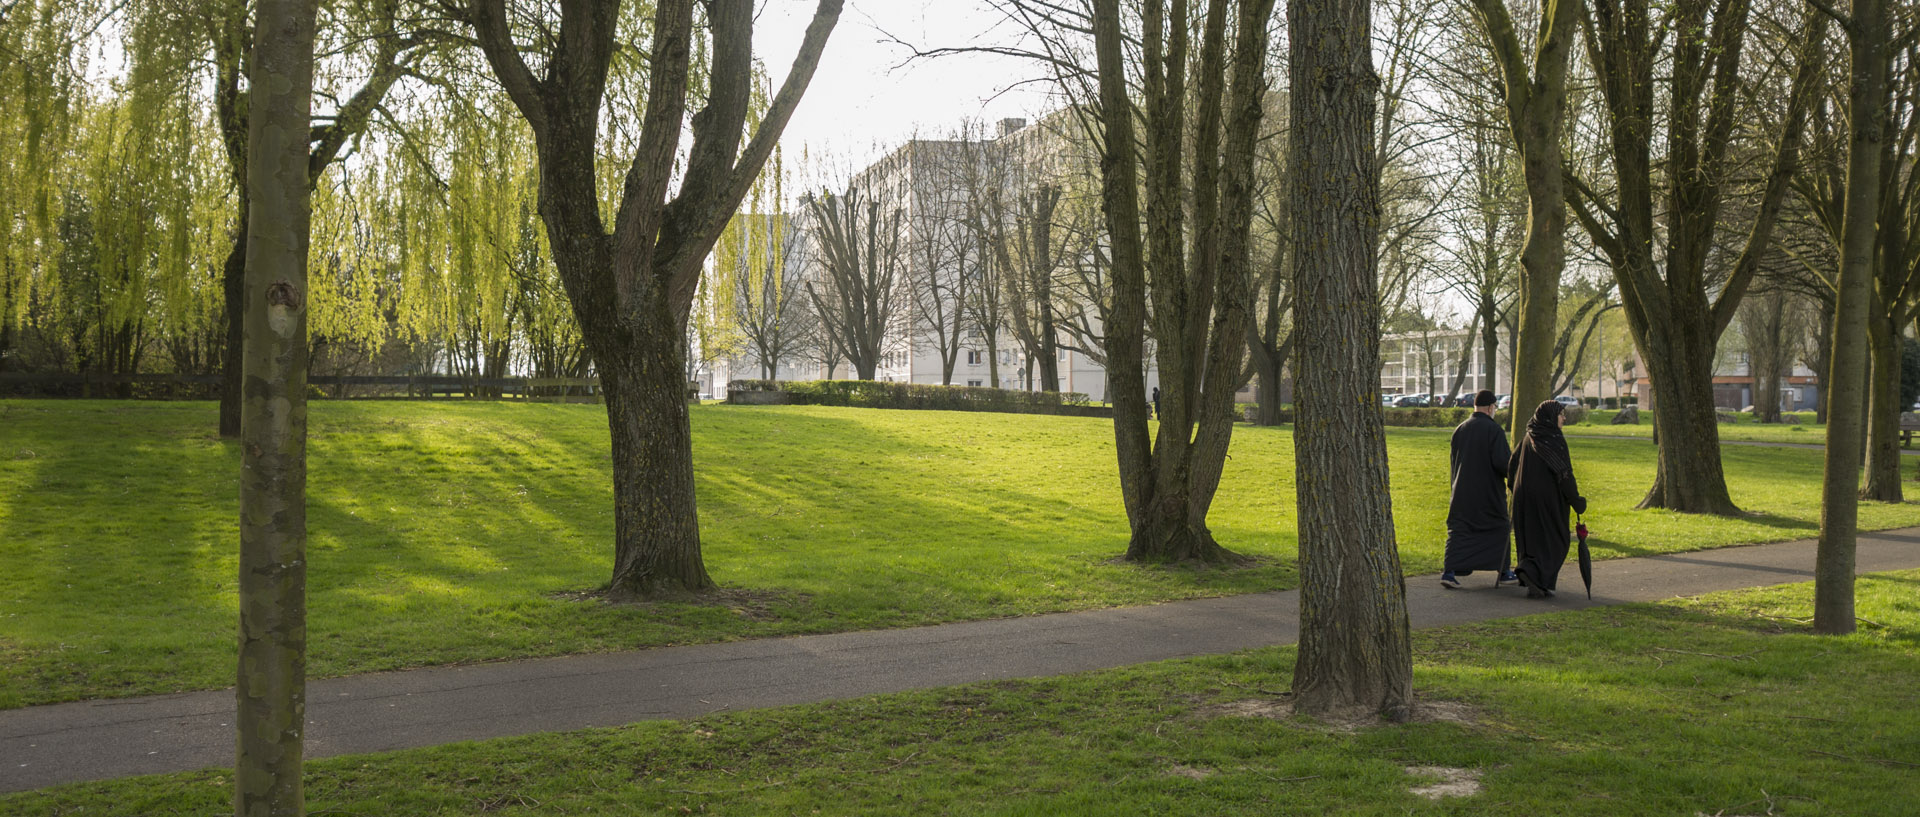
[1441,390,1518,589]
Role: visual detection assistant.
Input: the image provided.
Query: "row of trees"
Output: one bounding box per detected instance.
[5,1,1901,808]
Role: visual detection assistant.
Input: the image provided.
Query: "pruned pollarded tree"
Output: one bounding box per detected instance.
[1287,0,1411,719]
[725,212,815,380]
[994,184,1066,392]
[905,144,974,385]
[234,0,317,811]
[945,121,1016,388]
[463,0,841,599]
[804,186,905,381]
[1465,0,1580,442]
[1569,0,1827,513]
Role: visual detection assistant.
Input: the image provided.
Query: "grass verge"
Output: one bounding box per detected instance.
[1,400,1911,708]
[5,571,1915,815]
[1570,410,1827,443]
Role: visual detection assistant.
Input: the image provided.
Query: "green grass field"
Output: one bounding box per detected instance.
[1,400,1910,709]
[7,572,1915,815]
[1569,409,1828,443]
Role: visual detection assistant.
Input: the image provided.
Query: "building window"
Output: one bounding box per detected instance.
[967,349,982,366]
[1058,348,1067,361]
[968,380,983,387]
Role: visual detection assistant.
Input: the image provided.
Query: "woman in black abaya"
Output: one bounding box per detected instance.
[1508,400,1587,598]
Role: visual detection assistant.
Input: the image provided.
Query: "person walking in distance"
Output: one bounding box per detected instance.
[1509,399,1588,598]
[1151,386,1161,420]
[1441,390,1519,589]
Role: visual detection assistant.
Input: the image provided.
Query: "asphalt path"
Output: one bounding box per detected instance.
[1566,433,1920,455]
[5,529,1919,793]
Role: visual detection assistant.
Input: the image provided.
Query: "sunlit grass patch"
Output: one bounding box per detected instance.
[0,400,1909,708]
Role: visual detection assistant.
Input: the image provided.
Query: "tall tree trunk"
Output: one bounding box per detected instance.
[1632,319,1739,513]
[1819,0,1889,636]
[1470,0,1578,445]
[469,0,841,599]
[1089,0,1263,566]
[1289,0,1411,720]
[600,327,712,598]
[1862,312,1902,500]
[235,0,316,812]
[1480,293,1499,390]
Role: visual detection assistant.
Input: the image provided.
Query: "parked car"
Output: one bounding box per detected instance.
[1495,393,1512,409]
[1393,394,1430,408]
[1555,395,1579,407]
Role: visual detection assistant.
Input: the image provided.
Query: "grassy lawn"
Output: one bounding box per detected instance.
[1,400,1912,709]
[7,572,1915,815]
[1569,410,1829,444]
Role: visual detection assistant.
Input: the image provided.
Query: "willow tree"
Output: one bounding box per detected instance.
[0,0,109,371]
[464,0,840,599]
[1082,0,1275,564]
[193,0,429,436]
[1570,0,1827,513]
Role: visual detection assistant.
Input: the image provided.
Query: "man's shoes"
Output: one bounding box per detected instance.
[1440,571,1462,589]
[1496,570,1518,587]
[1526,587,1546,599]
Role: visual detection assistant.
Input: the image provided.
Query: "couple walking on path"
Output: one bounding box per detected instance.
[1441,390,1588,599]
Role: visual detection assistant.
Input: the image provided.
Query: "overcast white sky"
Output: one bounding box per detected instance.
[751,1,1059,165]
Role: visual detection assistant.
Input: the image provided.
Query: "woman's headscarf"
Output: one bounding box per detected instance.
[1525,400,1572,479]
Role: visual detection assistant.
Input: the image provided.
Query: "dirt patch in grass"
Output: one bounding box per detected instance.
[547,587,810,621]
[1404,765,1482,799]
[1196,695,1485,732]
[1166,763,1215,779]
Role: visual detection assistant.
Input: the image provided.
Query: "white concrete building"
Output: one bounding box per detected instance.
[700,115,1162,403]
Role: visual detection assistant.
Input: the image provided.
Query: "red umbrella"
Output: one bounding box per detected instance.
[1576,515,1592,600]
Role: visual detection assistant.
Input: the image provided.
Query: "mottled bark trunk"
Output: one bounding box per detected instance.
[1288,0,1411,720]
[1862,312,1902,500]
[1253,346,1285,424]
[601,327,713,599]
[235,0,315,813]
[1633,317,1740,514]
[1819,0,1889,636]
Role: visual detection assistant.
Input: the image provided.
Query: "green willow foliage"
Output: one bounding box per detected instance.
[0,0,790,381]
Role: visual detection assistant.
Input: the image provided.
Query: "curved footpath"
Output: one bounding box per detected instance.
[1566,433,1920,455]
[5,529,1920,793]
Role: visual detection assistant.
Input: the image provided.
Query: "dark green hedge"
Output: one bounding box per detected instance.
[728,379,1111,417]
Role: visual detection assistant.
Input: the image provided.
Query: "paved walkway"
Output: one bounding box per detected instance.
[1566,433,1920,455]
[6,529,1920,793]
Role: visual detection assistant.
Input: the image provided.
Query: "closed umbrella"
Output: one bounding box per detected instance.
[1576,514,1592,600]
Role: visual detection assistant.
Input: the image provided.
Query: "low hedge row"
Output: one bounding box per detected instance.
[727,379,1111,417]
[1248,405,1590,428]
